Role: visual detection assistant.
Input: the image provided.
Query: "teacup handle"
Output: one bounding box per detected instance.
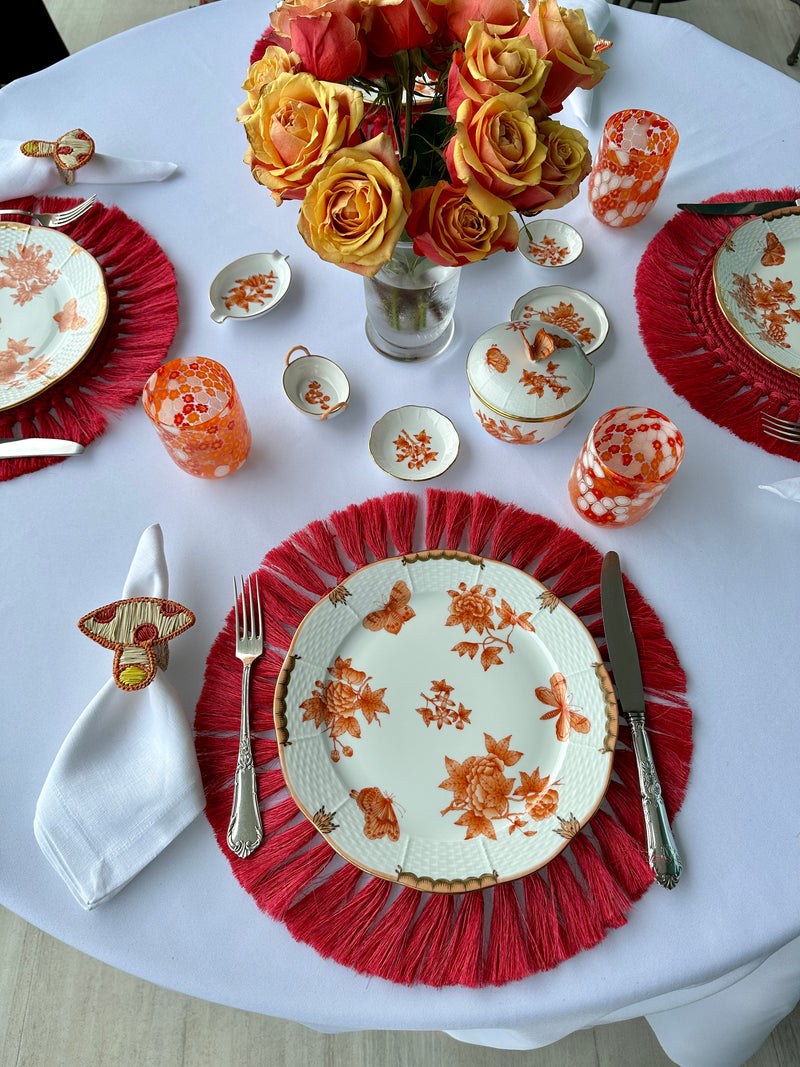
[320,401,347,421]
[285,344,312,366]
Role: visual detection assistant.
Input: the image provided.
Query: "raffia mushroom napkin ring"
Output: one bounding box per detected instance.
[33,524,205,910]
[20,128,95,185]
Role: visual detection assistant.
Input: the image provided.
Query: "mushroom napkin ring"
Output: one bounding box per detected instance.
[20,128,95,185]
[78,596,195,691]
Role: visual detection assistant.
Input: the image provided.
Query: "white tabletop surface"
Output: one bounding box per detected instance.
[2,3,800,1064]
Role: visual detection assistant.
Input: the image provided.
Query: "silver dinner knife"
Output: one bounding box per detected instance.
[0,438,84,458]
[677,198,800,216]
[600,551,683,890]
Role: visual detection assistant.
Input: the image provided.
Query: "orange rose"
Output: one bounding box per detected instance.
[444,0,526,44]
[237,47,300,122]
[445,91,547,215]
[271,0,366,81]
[365,0,447,56]
[446,23,550,115]
[297,134,412,277]
[406,181,518,266]
[521,0,609,114]
[244,72,364,204]
[519,118,591,213]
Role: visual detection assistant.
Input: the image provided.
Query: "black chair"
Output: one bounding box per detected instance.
[2,0,69,84]
[610,0,687,13]
[789,0,800,65]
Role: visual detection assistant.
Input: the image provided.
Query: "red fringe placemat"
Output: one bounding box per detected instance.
[0,195,179,481]
[635,186,800,461]
[195,490,693,988]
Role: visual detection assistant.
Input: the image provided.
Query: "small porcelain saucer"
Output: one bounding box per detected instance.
[282,345,349,420]
[518,220,583,267]
[510,285,609,354]
[209,250,290,322]
[369,405,459,481]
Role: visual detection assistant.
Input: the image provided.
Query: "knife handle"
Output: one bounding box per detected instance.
[628,713,683,889]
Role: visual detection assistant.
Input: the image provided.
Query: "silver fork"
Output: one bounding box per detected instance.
[226,574,264,858]
[762,412,800,443]
[0,195,96,228]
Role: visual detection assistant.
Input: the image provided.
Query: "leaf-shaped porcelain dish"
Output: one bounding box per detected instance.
[713,212,800,376]
[274,551,618,892]
[209,250,291,322]
[0,223,108,411]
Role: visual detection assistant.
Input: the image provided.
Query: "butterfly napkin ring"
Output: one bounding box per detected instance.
[20,128,95,185]
[78,597,195,691]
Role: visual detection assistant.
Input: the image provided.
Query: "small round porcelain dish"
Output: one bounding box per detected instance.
[467,319,594,445]
[369,405,459,481]
[518,219,584,267]
[510,285,610,355]
[209,250,291,322]
[282,345,350,420]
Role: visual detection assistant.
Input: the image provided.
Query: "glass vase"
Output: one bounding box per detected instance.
[363,239,461,361]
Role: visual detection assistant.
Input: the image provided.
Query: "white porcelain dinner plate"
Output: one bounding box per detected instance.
[713,212,800,376]
[510,285,610,355]
[0,224,108,411]
[275,551,618,892]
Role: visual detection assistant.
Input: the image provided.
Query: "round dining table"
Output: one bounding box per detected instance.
[2,3,799,1065]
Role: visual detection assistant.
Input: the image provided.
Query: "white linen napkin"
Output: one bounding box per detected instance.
[0,138,178,200]
[567,0,611,129]
[33,524,205,910]
[759,478,800,503]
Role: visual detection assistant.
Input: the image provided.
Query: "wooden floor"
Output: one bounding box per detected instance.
[5,1,800,1064]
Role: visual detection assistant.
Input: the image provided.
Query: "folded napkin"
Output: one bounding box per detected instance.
[567,0,611,128]
[759,478,800,503]
[0,137,177,200]
[33,524,205,910]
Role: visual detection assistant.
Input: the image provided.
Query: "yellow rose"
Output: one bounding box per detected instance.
[446,23,551,114]
[244,71,364,204]
[445,92,547,216]
[521,119,591,212]
[297,134,412,277]
[522,0,609,113]
[237,47,300,122]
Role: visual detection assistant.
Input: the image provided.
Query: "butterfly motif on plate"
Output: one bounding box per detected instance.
[761,231,786,267]
[362,580,416,634]
[350,786,403,841]
[535,672,590,742]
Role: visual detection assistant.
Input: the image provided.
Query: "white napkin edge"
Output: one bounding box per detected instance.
[758,478,800,503]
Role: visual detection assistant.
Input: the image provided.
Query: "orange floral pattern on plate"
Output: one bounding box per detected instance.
[417,679,472,730]
[394,427,438,470]
[0,241,60,305]
[439,732,556,840]
[530,300,596,349]
[727,235,800,351]
[446,580,535,671]
[0,337,50,388]
[300,655,390,761]
[527,234,569,265]
[224,270,279,312]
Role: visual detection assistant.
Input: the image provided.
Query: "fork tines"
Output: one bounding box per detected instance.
[762,412,800,443]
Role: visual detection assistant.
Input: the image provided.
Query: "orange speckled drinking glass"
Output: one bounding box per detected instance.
[142,357,251,478]
[568,407,684,526]
[588,110,679,227]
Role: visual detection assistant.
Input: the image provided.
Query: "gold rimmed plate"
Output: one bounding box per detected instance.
[274,551,618,893]
[713,211,800,376]
[0,223,108,411]
[369,405,459,481]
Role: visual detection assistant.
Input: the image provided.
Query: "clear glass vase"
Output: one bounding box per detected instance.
[363,239,461,361]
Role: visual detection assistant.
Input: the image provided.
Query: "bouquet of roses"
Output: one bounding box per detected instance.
[238,0,610,276]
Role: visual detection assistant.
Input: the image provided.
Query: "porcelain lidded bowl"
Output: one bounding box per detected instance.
[466,320,595,445]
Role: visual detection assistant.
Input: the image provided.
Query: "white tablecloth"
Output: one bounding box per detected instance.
[2,3,799,1065]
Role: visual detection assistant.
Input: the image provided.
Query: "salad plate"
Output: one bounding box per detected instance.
[274,551,618,892]
[0,224,108,411]
[369,405,459,481]
[713,212,800,376]
[510,285,609,355]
